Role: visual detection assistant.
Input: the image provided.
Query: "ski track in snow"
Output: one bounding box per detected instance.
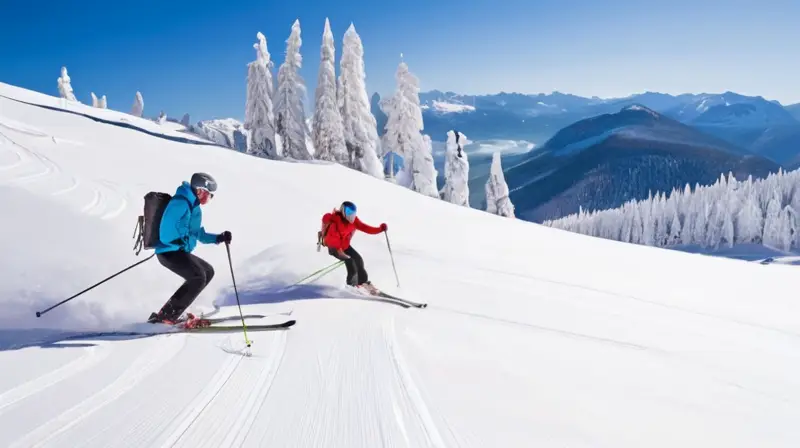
[97,179,129,220]
[0,344,112,416]
[166,331,288,448]
[9,335,187,448]
[385,316,448,448]
[219,331,288,447]
[0,136,24,171]
[0,127,128,221]
[237,302,447,448]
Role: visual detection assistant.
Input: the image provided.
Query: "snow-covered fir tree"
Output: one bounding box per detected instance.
[244,31,278,159]
[406,134,439,197]
[274,20,311,160]
[441,130,470,206]
[57,67,77,101]
[381,60,425,186]
[542,169,800,252]
[131,92,144,117]
[311,18,348,164]
[91,93,99,107]
[337,23,383,178]
[485,151,515,217]
[98,95,107,109]
[181,114,190,127]
[157,111,167,125]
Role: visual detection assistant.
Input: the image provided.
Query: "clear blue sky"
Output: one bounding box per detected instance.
[1,0,798,123]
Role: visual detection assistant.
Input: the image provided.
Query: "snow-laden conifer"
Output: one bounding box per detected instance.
[485,151,515,217]
[275,20,310,160]
[312,18,348,164]
[406,134,439,197]
[381,60,424,186]
[542,168,800,253]
[244,32,278,158]
[442,130,470,206]
[57,67,77,102]
[338,23,383,178]
[131,92,144,117]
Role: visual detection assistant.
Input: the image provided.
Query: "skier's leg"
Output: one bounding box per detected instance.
[152,251,210,321]
[192,254,215,287]
[344,246,368,285]
[170,253,215,316]
[328,247,358,286]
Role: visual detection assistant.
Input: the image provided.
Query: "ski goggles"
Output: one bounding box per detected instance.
[196,187,214,199]
[343,204,357,221]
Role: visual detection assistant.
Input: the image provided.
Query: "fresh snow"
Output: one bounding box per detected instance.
[1,82,800,447]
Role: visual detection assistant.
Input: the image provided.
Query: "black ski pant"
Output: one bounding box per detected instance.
[156,250,215,320]
[329,246,368,286]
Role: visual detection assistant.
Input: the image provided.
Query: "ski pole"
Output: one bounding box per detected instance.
[292,260,344,286]
[35,253,155,317]
[225,241,251,350]
[384,231,400,287]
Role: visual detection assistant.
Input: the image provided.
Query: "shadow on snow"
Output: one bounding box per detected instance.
[0,328,158,352]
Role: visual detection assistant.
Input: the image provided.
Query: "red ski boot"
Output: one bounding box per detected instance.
[182,312,212,329]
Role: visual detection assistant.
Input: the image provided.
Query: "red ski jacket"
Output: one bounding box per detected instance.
[321,211,382,250]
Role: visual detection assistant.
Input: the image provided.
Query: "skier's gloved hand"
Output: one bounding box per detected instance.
[337,249,351,259]
[379,223,388,232]
[216,231,232,244]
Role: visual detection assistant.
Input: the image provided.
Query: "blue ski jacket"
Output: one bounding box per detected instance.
[155,181,219,254]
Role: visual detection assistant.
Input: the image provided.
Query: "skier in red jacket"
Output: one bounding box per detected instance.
[320,201,387,293]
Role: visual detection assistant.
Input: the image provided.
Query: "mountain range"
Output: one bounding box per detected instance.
[471,104,782,222]
[398,90,800,167]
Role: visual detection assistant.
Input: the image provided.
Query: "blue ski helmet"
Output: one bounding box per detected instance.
[340,201,357,222]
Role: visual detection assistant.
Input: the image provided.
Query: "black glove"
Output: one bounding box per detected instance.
[216,231,232,244]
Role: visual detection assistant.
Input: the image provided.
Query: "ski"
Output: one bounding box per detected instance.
[348,286,427,309]
[184,319,296,332]
[59,319,296,340]
[203,314,266,324]
[376,291,427,308]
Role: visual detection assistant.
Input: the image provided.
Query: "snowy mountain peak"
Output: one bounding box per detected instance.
[621,103,660,118]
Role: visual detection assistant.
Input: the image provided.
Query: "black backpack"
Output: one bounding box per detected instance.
[132,192,190,255]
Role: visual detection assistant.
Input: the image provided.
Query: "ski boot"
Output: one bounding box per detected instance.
[357,281,380,296]
[181,312,211,329]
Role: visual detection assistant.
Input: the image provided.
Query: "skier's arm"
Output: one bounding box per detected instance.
[354,217,383,235]
[159,199,191,246]
[198,227,219,244]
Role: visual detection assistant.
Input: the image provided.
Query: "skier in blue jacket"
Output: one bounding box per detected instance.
[147,172,232,325]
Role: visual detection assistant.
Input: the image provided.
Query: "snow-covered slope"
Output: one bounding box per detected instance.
[1,82,800,447]
[0,83,217,147]
[189,118,249,152]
